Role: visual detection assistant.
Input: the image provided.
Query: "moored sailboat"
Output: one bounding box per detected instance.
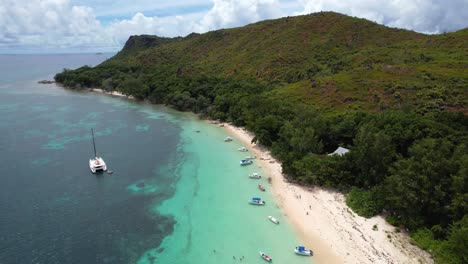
[89,128,107,173]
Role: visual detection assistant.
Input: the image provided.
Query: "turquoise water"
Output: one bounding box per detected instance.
[136,117,312,264]
[0,54,312,264]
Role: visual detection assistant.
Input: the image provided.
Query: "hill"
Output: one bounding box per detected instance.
[57,12,467,114]
[55,12,468,264]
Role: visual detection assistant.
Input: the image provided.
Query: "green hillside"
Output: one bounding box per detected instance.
[55,12,468,263]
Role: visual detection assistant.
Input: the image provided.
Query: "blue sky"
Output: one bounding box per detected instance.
[1,0,467,53]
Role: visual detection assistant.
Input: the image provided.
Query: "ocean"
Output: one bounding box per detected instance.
[0,54,312,264]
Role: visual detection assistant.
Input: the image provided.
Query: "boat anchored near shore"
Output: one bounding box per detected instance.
[240,159,253,166]
[268,215,279,224]
[89,128,107,174]
[259,251,273,262]
[249,172,261,179]
[294,246,313,256]
[248,197,266,205]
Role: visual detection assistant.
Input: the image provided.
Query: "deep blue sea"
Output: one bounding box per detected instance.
[0,54,183,263]
[0,54,311,264]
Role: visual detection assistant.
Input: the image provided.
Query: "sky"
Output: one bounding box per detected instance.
[0,0,467,53]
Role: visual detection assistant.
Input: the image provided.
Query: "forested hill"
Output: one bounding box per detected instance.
[55,12,467,263]
[58,12,467,113]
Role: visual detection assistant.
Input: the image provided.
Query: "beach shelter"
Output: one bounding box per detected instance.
[328,147,350,156]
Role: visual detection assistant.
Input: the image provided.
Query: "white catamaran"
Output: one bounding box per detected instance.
[89,128,107,173]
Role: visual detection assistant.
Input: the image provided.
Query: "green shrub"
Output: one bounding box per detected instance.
[346,187,381,218]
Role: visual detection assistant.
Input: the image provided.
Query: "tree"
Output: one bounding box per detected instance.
[351,123,398,187]
[447,216,468,263]
[384,138,457,229]
[252,115,281,146]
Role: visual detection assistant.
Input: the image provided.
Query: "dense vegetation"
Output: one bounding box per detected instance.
[55,12,467,263]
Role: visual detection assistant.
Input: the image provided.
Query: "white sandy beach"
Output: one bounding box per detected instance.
[219,122,434,264]
[90,88,134,99]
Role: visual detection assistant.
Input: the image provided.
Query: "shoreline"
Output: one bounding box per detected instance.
[89,88,134,99]
[218,122,434,264]
[57,83,433,263]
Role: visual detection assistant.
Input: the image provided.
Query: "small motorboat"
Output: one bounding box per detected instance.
[258,184,265,191]
[259,251,272,262]
[224,137,233,142]
[249,173,261,179]
[240,159,253,166]
[245,155,256,160]
[238,147,248,152]
[249,197,266,205]
[294,246,313,256]
[268,216,279,224]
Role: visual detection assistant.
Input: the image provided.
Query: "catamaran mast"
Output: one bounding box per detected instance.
[91,128,97,158]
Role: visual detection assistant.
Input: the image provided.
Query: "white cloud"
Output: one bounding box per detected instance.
[0,0,116,49]
[193,0,283,32]
[295,0,468,34]
[107,12,203,44]
[0,0,467,52]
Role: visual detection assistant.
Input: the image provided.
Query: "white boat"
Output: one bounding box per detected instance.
[89,128,107,173]
[259,251,272,262]
[224,137,233,142]
[89,157,107,173]
[249,173,261,179]
[294,246,313,256]
[240,159,253,166]
[238,147,248,152]
[245,156,256,160]
[249,197,266,205]
[268,216,279,224]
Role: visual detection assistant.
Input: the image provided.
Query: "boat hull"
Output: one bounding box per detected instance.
[249,200,266,205]
[294,248,313,256]
[249,173,261,179]
[89,157,107,173]
[240,160,253,166]
[268,216,279,224]
[259,252,272,262]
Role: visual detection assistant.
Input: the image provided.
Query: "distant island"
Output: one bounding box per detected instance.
[38,80,55,84]
[55,12,467,264]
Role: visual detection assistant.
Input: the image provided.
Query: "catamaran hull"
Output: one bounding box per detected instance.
[89,157,107,173]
